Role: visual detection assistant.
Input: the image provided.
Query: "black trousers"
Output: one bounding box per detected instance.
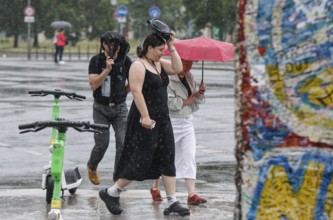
[54,46,64,63]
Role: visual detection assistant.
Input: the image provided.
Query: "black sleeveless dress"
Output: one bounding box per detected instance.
[113,66,176,181]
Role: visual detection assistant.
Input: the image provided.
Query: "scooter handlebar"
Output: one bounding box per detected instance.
[28,89,86,100]
[28,90,43,95]
[89,123,109,130]
[18,122,38,130]
[74,94,86,100]
[18,120,108,132]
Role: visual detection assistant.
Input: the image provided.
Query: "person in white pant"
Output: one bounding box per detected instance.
[150,59,207,205]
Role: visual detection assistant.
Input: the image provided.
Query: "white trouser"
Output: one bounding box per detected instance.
[170,116,196,179]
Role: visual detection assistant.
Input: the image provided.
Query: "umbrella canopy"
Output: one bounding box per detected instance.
[50,21,72,29]
[164,37,234,62]
[164,37,234,81]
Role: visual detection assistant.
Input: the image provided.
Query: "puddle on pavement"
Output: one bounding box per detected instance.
[197,162,235,184]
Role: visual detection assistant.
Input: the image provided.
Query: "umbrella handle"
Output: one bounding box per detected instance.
[201,61,204,82]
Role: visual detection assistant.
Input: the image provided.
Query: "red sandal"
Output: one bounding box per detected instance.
[150,187,163,202]
[187,194,207,205]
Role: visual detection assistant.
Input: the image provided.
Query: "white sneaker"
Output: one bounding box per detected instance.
[58,60,65,64]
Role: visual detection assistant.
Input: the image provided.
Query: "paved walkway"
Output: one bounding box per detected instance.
[0,59,236,219]
[0,179,236,220]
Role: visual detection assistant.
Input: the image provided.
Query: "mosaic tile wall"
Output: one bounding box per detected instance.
[235,0,333,219]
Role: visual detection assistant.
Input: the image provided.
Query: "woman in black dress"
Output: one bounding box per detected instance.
[98,31,191,217]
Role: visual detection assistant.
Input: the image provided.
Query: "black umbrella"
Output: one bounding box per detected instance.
[50,21,72,29]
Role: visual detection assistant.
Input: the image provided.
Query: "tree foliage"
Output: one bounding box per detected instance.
[37,0,117,43]
[127,0,184,40]
[0,0,27,47]
[75,0,118,40]
[182,0,237,40]
[0,0,237,48]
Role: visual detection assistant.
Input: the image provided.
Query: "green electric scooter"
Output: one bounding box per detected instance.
[19,120,108,220]
[28,89,86,204]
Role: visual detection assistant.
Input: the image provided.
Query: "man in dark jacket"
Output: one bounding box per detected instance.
[87,31,132,185]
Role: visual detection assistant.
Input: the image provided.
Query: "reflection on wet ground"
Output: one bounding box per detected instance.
[198,162,235,183]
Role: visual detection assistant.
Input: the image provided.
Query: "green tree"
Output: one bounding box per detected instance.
[30,0,116,46]
[127,0,184,40]
[76,0,118,40]
[0,0,237,48]
[182,0,236,40]
[0,0,119,48]
[0,0,27,48]
[40,0,89,44]
[31,0,54,48]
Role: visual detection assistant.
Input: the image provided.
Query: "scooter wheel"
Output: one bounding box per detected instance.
[68,187,77,195]
[46,175,54,204]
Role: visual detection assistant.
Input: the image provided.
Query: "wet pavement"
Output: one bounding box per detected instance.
[0,57,236,219]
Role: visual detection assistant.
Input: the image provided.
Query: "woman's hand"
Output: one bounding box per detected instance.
[162,30,182,75]
[167,31,176,50]
[199,81,206,94]
[140,116,155,129]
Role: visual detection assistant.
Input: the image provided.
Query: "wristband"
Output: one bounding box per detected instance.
[169,47,176,53]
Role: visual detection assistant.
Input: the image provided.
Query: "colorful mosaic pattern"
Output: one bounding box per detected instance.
[235,0,333,219]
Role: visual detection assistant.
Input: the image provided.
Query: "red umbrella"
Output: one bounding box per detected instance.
[164,37,234,81]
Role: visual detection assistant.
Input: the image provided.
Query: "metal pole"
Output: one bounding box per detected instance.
[202,61,204,82]
[27,0,31,60]
[120,23,124,36]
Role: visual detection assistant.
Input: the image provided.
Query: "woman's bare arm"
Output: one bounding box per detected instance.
[129,61,154,129]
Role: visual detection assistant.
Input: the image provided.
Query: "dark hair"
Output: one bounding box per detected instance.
[136,33,166,58]
[99,31,130,66]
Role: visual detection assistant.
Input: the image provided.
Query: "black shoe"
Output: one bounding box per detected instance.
[163,201,190,217]
[99,188,123,215]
